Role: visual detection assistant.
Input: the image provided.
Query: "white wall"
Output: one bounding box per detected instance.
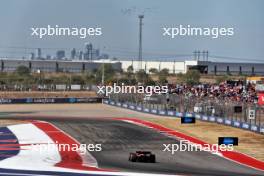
[119,60,195,74]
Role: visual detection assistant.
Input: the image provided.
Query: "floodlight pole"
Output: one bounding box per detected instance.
[138,15,144,71]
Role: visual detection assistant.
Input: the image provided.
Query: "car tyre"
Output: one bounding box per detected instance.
[129,153,137,162]
[149,154,156,163]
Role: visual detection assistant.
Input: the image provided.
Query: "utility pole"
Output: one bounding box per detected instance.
[202,50,205,61]
[206,50,209,61]
[138,15,144,71]
[101,61,105,85]
[193,50,197,60]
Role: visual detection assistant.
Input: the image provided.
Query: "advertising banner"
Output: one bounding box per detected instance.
[258,93,264,105]
[0,97,102,104]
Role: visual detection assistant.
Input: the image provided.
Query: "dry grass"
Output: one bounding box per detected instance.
[0,120,25,127]
[144,117,264,161]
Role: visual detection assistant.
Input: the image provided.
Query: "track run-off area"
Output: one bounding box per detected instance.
[0,103,263,175]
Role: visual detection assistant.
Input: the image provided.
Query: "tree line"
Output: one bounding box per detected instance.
[0,65,203,87]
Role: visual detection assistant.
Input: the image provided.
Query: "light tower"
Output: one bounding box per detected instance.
[138,15,144,71]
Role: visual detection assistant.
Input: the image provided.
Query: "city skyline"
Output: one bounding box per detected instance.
[26,43,108,60]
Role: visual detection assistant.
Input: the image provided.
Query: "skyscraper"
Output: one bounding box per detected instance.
[56,50,65,60]
[79,51,83,60]
[84,43,93,60]
[71,48,76,59]
[36,48,42,59]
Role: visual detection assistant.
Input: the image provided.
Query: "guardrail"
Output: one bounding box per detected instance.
[103,99,264,135]
[0,97,102,104]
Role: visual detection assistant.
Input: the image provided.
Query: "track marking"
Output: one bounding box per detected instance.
[31,120,104,171]
[116,118,264,172]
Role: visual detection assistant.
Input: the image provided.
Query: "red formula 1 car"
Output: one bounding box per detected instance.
[128,151,156,163]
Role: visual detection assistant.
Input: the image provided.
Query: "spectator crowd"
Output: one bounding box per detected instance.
[170,80,258,104]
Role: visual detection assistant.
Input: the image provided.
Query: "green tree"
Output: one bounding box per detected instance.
[149,68,158,74]
[84,72,95,84]
[158,68,169,84]
[126,65,135,81]
[71,75,85,85]
[15,65,30,76]
[51,75,69,84]
[135,69,154,85]
[159,75,168,84]
[183,70,200,85]
[136,69,148,84]
[96,63,115,84]
[127,65,134,73]
[159,68,169,75]
[11,66,32,88]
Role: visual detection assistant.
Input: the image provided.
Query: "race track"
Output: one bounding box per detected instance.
[49,119,264,176]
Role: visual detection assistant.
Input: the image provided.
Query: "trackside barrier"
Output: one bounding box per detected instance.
[103,100,264,135]
[0,97,102,104]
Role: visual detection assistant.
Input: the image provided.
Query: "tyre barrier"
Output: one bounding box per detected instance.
[103,100,264,135]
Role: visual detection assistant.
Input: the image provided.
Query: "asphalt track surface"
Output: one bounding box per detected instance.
[49,119,264,176]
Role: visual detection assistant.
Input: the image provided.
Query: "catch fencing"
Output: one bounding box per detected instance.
[107,93,264,134]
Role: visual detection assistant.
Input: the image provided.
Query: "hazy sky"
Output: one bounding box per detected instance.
[0,0,263,62]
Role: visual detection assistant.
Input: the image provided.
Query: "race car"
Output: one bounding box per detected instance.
[128,151,156,163]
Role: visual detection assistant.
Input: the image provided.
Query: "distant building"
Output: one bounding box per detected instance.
[99,54,109,59]
[46,55,51,60]
[36,48,41,59]
[0,58,263,75]
[56,50,65,60]
[31,43,106,61]
[0,59,121,73]
[93,49,100,59]
[79,51,83,60]
[71,48,76,59]
[119,60,264,75]
[30,53,35,60]
[84,43,93,60]
[83,52,89,61]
